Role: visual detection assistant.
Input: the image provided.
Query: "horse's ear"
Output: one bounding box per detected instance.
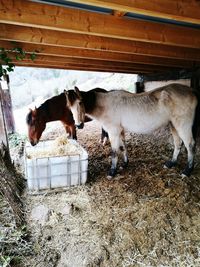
[74,86,82,99]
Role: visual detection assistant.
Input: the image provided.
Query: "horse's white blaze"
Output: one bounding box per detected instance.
[70,103,81,125]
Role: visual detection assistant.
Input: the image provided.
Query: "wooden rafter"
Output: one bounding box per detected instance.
[0,40,197,68]
[1,24,200,62]
[9,54,181,72]
[0,0,200,48]
[12,61,152,74]
[67,0,200,24]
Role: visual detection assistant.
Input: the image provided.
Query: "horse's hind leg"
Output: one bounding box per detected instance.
[164,124,182,168]
[181,130,195,177]
[173,122,195,177]
[100,128,109,146]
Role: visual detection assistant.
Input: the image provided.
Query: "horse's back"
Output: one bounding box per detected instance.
[97,84,197,134]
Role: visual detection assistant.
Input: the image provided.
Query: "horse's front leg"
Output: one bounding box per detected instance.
[70,124,77,140]
[107,132,120,179]
[119,130,128,169]
[62,122,77,140]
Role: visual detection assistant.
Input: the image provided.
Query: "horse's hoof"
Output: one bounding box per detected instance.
[181,166,193,177]
[107,175,113,180]
[107,168,117,179]
[164,160,176,169]
[119,160,129,170]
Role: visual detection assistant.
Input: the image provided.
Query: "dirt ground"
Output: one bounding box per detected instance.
[11,121,200,266]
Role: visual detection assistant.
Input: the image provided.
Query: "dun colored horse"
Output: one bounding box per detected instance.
[65,84,198,178]
[26,92,76,146]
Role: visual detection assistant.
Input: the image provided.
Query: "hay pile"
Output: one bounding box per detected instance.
[23,121,200,267]
[26,136,83,159]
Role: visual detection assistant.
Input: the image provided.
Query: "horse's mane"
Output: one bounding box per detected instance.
[26,110,32,125]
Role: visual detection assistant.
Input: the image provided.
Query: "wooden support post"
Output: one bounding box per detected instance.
[190,74,200,91]
[135,81,145,93]
[0,75,15,134]
[0,82,8,148]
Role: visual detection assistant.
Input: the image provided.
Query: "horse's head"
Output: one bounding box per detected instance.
[64,87,85,129]
[26,108,46,146]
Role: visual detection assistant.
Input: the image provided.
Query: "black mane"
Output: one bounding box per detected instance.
[26,110,32,125]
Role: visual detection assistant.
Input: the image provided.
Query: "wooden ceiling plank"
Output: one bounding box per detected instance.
[0,40,196,68]
[12,61,152,74]
[9,54,178,71]
[68,0,200,25]
[1,24,200,62]
[0,0,200,48]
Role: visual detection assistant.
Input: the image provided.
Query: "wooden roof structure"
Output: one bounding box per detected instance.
[0,0,200,74]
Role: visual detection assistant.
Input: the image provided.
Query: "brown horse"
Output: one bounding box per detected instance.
[26,92,76,146]
[26,90,109,146]
[65,84,198,178]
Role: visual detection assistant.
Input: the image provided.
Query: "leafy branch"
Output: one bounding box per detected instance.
[0,47,36,78]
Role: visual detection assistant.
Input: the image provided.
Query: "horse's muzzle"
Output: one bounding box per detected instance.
[30,140,37,146]
[76,122,84,129]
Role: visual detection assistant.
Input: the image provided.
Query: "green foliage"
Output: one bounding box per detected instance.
[0,256,11,267]
[0,224,32,267]
[8,132,27,148]
[0,46,36,78]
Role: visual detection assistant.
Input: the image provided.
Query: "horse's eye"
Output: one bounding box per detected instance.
[79,101,82,105]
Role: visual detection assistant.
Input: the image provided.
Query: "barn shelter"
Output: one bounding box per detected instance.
[1,0,200,144]
[0,1,200,267]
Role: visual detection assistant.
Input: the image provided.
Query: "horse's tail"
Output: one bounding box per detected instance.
[192,89,200,141]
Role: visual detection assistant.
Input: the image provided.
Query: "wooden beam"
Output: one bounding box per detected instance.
[68,0,200,25]
[1,24,200,62]
[0,40,196,68]
[9,54,179,72]
[0,0,200,48]
[112,10,126,17]
[12,61,152,74]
